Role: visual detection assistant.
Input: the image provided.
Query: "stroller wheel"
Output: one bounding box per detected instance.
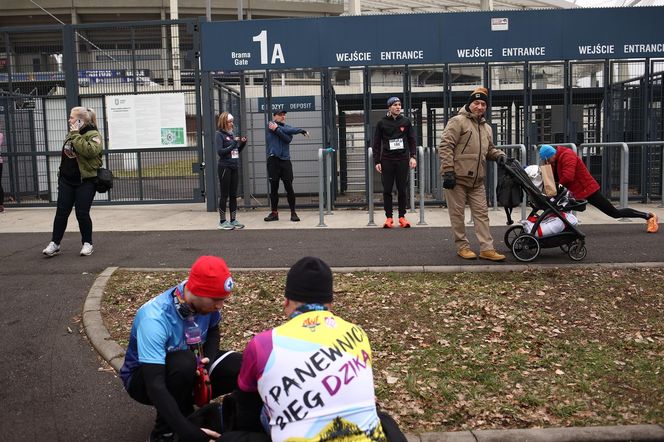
[504,225,525,249]
[512,234,540,262]
[568,240,587,261]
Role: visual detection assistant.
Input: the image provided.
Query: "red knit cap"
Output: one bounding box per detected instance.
[186,256,234,299]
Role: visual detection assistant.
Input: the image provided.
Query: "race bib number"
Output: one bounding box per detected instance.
[389,138,404,151]
[231,149,239,159]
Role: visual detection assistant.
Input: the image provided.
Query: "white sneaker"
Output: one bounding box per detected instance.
[80,242,94,256]
[42,241,60,257]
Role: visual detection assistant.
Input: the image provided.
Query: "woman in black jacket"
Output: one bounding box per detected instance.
[215,112,247,230]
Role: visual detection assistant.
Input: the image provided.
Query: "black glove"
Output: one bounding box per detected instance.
[442,171,456,189]
[496,155,507,166]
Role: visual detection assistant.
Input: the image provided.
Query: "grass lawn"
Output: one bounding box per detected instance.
[101,267,664,432]
[113,158,197,178]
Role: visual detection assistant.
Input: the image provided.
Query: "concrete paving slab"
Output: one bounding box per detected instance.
[1,202,662,233]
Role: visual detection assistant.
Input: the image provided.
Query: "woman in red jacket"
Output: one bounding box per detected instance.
[539,144,658,233]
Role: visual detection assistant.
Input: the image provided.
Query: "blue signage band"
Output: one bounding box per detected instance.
[201,7,664,71]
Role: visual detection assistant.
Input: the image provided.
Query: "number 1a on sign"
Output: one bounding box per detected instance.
[252,30,285,65]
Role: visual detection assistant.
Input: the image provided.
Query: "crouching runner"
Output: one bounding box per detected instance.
[223,256,406,442]
[120,255,242,442]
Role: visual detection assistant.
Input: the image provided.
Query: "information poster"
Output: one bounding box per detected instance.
[106,93,187,149]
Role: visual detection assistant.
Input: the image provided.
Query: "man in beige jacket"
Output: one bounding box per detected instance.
[438,87,507,261]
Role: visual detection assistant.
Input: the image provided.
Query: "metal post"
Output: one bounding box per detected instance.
[325,149,332,215]
[518,144,527,220]
[367,148,375,226]
[317,148,326,227]
[409,167,415,213]
[579,142,631,221]
[363,66,372,211]
[624,142,664,207]
[424,147,430,194]
[240,74,251,208]
[491,161,498,210]
[169,0,181,89]
[625,141,664,207]
[201,70,216,211]
[620,142,629,213]
[418,146,427,225]
[62,25,80,112]
[435,149,443,202]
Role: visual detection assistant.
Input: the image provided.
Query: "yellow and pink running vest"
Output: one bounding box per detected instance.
[238,310,386,441]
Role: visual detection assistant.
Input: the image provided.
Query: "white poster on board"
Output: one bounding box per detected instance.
[106,93,186,149]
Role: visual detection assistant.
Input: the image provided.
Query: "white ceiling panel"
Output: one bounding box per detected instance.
[343,0,663,14]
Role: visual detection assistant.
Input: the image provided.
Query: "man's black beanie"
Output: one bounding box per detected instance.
[285,256,333,304]
[468,86,489,105]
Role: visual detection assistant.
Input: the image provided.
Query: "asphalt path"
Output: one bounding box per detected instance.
[1,225,662,441]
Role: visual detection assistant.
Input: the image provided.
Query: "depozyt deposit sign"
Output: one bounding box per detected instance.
[201,7,664,71]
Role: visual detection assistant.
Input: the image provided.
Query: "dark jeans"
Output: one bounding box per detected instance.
[127,350,242,434]
[51,176,97,245]
[586,190,649,220]
[266,156,295,212]
[380,159,409,218]
[218,165,239,221]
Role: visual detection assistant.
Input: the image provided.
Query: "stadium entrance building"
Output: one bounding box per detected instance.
[1,7,663,209]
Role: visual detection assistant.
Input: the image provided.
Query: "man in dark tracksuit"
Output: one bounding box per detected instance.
[264,110,308,223]
[371,97,417,228]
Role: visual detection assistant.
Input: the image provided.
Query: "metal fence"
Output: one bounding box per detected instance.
[1,19,663,210]
[1,19,205,206]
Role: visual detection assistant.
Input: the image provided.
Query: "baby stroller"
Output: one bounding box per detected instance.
[501,158,588,262]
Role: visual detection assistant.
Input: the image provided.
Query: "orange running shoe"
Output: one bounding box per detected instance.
[383,217,394,228]
[647,213,659,233]
[399,217,411,228]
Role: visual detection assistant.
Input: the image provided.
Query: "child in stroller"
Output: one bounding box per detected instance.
[500,158,588,261]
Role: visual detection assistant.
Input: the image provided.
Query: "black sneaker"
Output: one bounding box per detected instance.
[264,212,279,222]
[147,431,174,442]
[290,212,300,222]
